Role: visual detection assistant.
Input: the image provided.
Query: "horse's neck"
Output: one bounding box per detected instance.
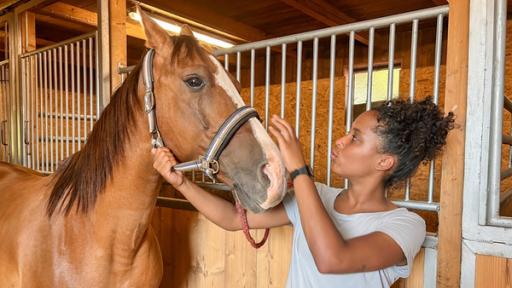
[89,120,162,253]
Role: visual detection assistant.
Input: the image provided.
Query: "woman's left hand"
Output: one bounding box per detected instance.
[269,114,306,172]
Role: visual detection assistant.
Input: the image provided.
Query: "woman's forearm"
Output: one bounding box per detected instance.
[176,178,241,231]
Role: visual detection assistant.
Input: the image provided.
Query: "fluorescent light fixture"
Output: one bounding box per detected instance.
[129,11,234,48]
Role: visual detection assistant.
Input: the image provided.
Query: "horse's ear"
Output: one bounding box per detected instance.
[137,6,169,49]
[180,25,194,37]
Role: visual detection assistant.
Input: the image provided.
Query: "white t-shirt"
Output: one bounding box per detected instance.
[283,182,426,288]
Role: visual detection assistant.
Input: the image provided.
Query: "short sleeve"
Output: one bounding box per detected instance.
[283,192,298,225]
[376,211,426,278]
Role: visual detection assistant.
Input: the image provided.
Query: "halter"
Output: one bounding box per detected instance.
[142,49,260,180]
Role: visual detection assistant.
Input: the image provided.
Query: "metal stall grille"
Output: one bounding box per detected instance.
[19,32,99,173]
[213,6,449,213]
[0,60,9,162]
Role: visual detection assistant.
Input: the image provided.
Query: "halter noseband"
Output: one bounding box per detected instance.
[142,49,260,180]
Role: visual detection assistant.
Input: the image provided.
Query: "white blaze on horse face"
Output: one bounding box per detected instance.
[208,55,287,209]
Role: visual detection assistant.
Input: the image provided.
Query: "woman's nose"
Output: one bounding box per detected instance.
[335,136,347,149]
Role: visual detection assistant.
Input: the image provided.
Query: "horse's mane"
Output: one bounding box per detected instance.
[47,36,210,217]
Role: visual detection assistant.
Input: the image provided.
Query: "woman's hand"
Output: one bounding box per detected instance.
[269,114,306,172]
[152,147,185,189]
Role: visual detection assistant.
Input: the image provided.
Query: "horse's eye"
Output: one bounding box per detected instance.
[184,77,205,89]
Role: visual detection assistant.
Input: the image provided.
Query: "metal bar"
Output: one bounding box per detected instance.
[71,42,75,153]
[391,199,439,212]
[310,37,319,168]
[38,112,97,121]
[82,39,87,144]
[224,53,228,71]
[59,47,64,161]
[95,32,100,117]
[409,19,419,102]
[20,58,26,166]
[77,41,81,151]
[236,52,241,83]
[366,27,375,111]
[36,53,41,170]
[326,35,336,186]
[39,135,86,143]
[30,56,35,168]
[89,37,93,132]
[295,41,303,136]
[428,16,444,203]
[51,49,57,170]
[280,43,286,118]
[389,23,397,101]
[43,51,48,172]
[20,32,96,58]
[65,44,69,157]
[250,49,255,107]
[345,32,355,190]
[264,46,270,129]
[214,6,449,55]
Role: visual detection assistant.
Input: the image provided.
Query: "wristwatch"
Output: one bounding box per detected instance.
[290,165,313,181]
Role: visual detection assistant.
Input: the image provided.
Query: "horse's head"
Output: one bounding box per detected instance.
[138,10,287,212]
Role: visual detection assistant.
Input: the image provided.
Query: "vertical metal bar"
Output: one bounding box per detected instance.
[77,41,81,150]
[65,44,69,157]
[20,58,26,166]
[387,23,396,101]
[30,56,35,169]
[49,49,55,171]
[346,32,356,188]
[95,33,100,117]
[295,41,303,137]
[310,37,319,169]
[366,27,375,111]
[89,37,93,132]
[280,43,286,118]
[264,46,270,130]
[71,42,75,153]
[488,0,507,221]
[82,39,86,144]
[409,19,419,102]
[36,54,41,170]
[405,19,419,200]
[236,51,241,83]
[59,47,64,161]
[224,53,229,71]
[428,14,444,203]
[250,49,255,107]
[43,51,48,172]
[53,49,58,169]
[326,35,336,186]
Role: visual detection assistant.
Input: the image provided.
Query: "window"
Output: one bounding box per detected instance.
[353,67,401,105]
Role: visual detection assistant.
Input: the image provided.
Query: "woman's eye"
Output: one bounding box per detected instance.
[184,77,205,89]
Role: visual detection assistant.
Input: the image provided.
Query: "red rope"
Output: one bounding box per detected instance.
[235,201,269,249]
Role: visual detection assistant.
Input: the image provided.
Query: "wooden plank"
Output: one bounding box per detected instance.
[475,255,512,287]
[405,248,425,288]
[279,0,369,45]
[143,0,268,42]
[256,226,293,288]
[19,11,36,52]
[437,0,469,287]
[109,0,126,92]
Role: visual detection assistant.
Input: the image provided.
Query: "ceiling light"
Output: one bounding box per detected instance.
[129,11,234,49]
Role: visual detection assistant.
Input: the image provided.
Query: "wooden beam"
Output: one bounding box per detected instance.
[39,2,145,40]
[437,0,469,287]
[19,11,36,52]
[136,0,269,42]
[279,0,369,45]
[109,0,126,91]
[432,0,448,5]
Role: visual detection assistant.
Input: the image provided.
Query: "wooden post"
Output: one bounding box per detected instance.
[109,0,126,92]
[437,0,469,287]
[19,11,36,53]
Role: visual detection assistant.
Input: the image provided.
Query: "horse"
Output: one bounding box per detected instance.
[0,9,287,287]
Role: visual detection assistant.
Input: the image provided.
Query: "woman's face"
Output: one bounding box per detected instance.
[331,110,386,179]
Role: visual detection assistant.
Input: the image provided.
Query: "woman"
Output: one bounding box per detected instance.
[152,98,454,287]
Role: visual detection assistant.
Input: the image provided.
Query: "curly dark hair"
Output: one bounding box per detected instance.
[374,97,455,188]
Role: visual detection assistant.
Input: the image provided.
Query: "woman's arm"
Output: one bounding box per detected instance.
[269,115,406,273]
[152,148,291,231]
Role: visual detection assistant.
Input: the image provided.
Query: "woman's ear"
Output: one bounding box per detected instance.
[376,154,396,172]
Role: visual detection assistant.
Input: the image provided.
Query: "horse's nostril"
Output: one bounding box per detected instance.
[257,163,271,187]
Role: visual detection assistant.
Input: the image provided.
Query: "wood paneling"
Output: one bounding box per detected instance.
[475,255,512,288]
